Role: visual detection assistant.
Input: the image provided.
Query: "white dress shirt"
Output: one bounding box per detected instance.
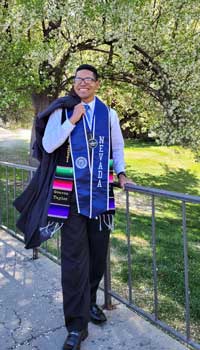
[42,97,125,175]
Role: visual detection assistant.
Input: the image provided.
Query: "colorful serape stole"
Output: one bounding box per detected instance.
[108,159,115,212]
[47,166,73,221]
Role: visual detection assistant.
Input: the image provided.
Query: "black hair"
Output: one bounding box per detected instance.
[75,64,99,81]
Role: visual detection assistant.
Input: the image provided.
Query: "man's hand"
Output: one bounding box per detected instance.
[118,173,136,190]
[70,103,85,125]
[118,173,127,190]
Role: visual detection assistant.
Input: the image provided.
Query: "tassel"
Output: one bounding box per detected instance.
[49,222,63,236]
[110,214,114,231]
[39,221,63,243]
[99,214,102,231]
[99,214,114,231]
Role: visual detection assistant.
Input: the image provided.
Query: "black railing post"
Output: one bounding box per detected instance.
[151,195,158,320]
[126,188,133,304]
[182,200,190,342]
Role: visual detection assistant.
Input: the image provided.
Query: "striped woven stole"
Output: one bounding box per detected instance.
[47,165,73,221]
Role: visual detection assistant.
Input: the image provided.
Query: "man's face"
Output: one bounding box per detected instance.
[73,69,99,102]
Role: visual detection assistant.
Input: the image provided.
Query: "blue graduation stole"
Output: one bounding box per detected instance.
[69,97,111,218]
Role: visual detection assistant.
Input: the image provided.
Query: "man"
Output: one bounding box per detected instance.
[42,64,127,350]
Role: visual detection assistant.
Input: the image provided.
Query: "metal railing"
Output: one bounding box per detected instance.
[1,160,200,349]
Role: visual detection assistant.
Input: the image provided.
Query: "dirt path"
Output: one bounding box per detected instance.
[0,127,31,163]
[0,127,31,143]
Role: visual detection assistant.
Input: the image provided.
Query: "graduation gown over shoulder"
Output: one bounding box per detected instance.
[13,93,80,249]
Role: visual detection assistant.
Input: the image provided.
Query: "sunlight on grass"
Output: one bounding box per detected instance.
[125,141,200,197]
[114,231,150,248]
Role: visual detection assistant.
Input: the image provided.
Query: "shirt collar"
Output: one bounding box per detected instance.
[82,96,96,115]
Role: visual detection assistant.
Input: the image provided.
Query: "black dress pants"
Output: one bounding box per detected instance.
[61,210,110,332]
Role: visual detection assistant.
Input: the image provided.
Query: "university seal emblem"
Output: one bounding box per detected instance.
[75,157,88,169]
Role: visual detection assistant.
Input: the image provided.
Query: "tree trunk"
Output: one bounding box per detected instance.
[29,92,54,167]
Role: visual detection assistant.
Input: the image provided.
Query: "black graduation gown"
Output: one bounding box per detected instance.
[13,94,80,249]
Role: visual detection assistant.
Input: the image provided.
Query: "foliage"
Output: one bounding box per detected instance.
[0,0,200,151]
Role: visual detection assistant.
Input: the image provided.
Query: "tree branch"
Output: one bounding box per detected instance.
[171,3,185,39]
[42,18,62,40]
[3,0,12,42]
[152,2,162,31]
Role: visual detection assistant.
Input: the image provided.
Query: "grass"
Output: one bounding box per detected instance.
[1,135,200,343]
[112,203,200,337]
[114,140,200,342]
[125,139,200,195]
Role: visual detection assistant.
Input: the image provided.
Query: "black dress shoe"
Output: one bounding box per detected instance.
[63,328,88,350]
[90,304,107,325]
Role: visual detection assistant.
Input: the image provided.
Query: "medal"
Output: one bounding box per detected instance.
[87,132,98,149]
[88,138,98,148]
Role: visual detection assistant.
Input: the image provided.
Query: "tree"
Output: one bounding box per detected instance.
[1,0,200,157]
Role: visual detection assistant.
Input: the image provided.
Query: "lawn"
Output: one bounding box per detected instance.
[111,140,200,342]
[0,134,200,343]
[125,140,200,195]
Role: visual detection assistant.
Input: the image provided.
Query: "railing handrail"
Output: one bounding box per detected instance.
[125,183,200,204]
[1,160,200,204]
[0,161,36,172]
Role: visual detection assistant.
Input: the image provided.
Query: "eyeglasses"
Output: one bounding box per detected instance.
[74,77,96,84]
